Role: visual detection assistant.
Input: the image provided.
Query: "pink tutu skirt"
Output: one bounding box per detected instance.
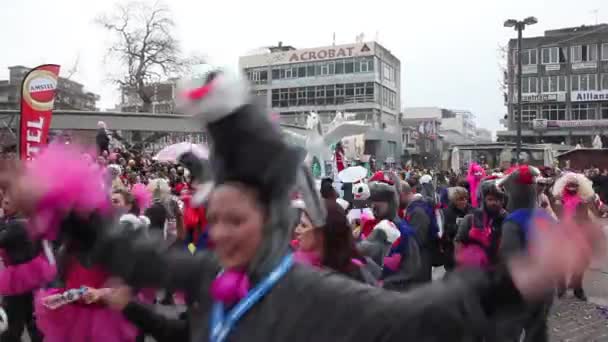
[35,289,138,342]
[0,254,56,296]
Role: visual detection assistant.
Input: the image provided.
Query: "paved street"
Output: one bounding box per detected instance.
[548,223,608,341]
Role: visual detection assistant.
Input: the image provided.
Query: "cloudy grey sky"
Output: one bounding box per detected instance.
[1,0,606,131]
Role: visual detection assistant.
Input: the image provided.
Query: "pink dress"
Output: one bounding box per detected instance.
[35,257,138,342]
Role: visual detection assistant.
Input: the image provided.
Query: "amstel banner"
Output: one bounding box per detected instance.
[19,64,61,160]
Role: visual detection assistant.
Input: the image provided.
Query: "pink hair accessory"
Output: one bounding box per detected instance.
[210,269,250,305]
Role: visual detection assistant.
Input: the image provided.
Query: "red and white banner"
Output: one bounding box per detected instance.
[19,64,60,160]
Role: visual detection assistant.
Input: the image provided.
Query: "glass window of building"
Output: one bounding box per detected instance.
[515,104,538,122]
[571,74,597,91]
[335,60,344,74]
[345,59,354,73]
[571,45,598,62]
[521,49,538,65]
[601,74,608,90]
[541,47,567,64]
[572,103,595,120]
[602,43,608,61]
[601,103,608,119]
[522,77,538,93]
[541,76,566,93]
[541,104,566,121]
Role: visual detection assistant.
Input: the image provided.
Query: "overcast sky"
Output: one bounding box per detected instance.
[1,0,606,132]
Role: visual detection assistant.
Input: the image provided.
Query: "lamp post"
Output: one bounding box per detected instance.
[504,16,538,163]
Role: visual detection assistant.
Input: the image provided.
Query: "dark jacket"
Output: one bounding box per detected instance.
[405,201,433,283]
[442,204,471,270]
[122,302,189,342]
[455,209,506,267]
[67,217,529,342]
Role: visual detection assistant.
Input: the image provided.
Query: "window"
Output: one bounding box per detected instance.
[521,49,538,65]
[541,47,567,64]
[383,64,394,82]
[571,45,597,62]
[320,64,329,76]
[315,86,325,105]
[360,59,369,72]
[344,60,354,73]
[602,43,608,61]
[603,74,608,90]
[307,65,315,77]
[354,83,365,96]
[298,66,307,78]
[601,103,608,119]
[571,74,597,91]
[522,77,538,93]
[541,104,566,121]
[335,61,344,74]
[515,104,538,122]
[541,76,566,92]
[572,103,595,120]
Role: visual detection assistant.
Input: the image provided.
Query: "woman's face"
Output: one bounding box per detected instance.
[295,213,321,252]
[207,184,265,269]
[111,193,128,210]
[454,195,468,210]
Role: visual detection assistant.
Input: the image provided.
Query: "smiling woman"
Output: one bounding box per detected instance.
[2,65,603,342]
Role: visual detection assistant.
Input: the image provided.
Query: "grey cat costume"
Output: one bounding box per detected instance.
[53,66,538,342]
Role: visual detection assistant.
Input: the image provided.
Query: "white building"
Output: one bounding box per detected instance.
[239,41,402,163]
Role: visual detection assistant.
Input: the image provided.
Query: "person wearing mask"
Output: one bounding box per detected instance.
[2,66,603,342]
[442,186,471,273]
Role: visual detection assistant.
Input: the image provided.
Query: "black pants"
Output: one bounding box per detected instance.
[1,293,42,342]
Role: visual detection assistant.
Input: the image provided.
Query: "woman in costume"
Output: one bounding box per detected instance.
[24,146,138,342]
[552,172,597,301]
[293,200,378,284]
[466,163,486,208]
[0,194,55,342]
[2,66,604,342]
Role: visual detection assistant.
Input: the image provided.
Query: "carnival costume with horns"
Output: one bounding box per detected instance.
[498,165,555,342]
[22,65,562,342]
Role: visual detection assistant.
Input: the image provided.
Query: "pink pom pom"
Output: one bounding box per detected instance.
[25,144,110,240]
[210,270,250,305]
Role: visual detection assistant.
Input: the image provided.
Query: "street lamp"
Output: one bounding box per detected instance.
[504,16,538,164]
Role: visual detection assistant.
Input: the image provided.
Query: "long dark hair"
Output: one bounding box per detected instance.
[321,202,364,273]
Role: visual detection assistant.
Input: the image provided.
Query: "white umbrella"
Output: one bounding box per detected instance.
[153,142,209,163]
[450,147,460,174]
[338,166,368,183]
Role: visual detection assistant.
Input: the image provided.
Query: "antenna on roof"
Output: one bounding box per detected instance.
[591,9,599,25]
[332,32,336,46]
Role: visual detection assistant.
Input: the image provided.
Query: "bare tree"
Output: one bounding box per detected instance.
[97,1,185,113]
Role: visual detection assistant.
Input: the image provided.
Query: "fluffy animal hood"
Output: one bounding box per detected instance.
[496,165,540,211]
[552,172,595,199]
[178,64,304,280]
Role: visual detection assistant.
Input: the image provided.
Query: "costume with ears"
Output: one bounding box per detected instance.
[34,65,534,342]
[498,165,554,342]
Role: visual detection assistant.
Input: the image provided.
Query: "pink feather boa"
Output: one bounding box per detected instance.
[25,144,111,241]
[0,253,56,295]
[562,191,582,219]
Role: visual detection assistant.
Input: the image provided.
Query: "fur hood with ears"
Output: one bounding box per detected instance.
[552,172,595,199]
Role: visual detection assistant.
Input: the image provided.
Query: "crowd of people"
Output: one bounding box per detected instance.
[0,66,604,342]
